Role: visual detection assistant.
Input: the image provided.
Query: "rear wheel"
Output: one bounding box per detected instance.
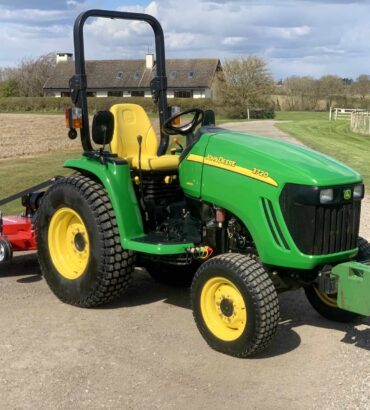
[0,238,12,263]
[191,253,280,357]
[37,175,134,307]
[304,236,370,323]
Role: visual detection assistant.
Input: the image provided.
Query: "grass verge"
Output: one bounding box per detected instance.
[276,119,370,185]
[0,150,80,214]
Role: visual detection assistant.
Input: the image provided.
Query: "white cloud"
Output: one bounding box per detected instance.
[1,0,370,78]
[222,37,246,46]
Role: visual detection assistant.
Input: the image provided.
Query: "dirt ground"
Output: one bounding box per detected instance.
[0,114,75,159]
[0,117,369,409]
[0,113,160,159]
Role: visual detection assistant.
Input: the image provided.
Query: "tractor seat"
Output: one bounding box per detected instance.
[110,103,179,171]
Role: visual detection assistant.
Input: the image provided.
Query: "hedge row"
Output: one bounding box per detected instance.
[0,96,216,114]
[0,96,275,119]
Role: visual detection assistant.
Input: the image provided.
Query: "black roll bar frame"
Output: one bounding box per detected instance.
[70,9,169,155]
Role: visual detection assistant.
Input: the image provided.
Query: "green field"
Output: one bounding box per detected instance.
[0,151,80,214]
[275,111,329,121]
[276,114,370,185]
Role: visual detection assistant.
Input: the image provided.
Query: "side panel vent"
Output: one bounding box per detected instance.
[262,198,290,250]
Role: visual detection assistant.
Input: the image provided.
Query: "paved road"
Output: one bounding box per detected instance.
[222,119,304,145]
[0,121,369,410]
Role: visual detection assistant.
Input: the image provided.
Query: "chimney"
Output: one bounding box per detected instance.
[56,53,73,64]
[146,53,154,69]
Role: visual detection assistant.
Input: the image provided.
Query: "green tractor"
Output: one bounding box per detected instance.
[37,9,370,357]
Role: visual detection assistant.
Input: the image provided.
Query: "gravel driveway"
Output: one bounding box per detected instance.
[0,121,369,410]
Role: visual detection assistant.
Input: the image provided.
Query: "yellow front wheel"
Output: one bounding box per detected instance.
[191,254,280,358]
[305,285,361,323]
[200,277,247,341]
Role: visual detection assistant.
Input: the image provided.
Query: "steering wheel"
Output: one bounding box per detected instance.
[162,108,204,137]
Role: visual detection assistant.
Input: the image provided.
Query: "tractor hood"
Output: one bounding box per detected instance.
[205,131,362,187]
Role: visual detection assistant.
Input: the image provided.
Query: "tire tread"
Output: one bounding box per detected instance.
[38,174,134,307]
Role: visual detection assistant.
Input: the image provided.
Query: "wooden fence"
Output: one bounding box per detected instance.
[351,110,370,135]
[329,107,365,121]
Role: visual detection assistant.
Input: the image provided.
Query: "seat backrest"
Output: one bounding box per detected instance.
[110,104,158,160]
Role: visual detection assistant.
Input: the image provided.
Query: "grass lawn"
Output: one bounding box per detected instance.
[0,150,80,214]
[276,118,370,185]
[275,111,329,121]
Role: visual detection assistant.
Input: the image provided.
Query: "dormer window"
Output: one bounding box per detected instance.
[188,70,195,79]
[170,71,177,79]
[134,71,141,80]
[116,71,124,80]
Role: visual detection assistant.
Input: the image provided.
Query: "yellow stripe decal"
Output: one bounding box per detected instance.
[187,154,204,163]
[186,154,278,187]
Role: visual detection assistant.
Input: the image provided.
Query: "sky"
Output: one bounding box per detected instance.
[1,0,370,79]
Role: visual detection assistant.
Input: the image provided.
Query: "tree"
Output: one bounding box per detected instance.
[317,75,344,109]
[9,53,56,97]
[282,76,320,111]
[218,56,275,118]
[0,78,20,97]
[351,74,370,106]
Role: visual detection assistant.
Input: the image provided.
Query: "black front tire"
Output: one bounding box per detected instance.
[304,286,360,323]
[191,253,280,357]
[358,236,370,260]
[305,236,370,323]
[37,175,134,307]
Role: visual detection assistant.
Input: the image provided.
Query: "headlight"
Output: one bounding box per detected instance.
[320,189,334,204]
[354,184,364,199]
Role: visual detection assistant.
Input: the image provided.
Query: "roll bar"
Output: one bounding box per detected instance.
[69,9,169,155]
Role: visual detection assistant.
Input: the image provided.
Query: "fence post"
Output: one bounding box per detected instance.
[329,107,332,121]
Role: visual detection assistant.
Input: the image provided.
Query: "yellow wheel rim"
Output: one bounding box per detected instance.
[48,207,90,280]
[314,286,337,308]
[200,276,247,342]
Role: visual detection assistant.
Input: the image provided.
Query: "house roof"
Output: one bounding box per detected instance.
[43,58,221,91]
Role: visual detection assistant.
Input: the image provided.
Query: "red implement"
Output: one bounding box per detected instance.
[1,215,36,252]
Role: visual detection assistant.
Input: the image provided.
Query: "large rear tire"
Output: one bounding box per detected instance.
[191,253,280,357]
[304,236,370,323]
[37,175,134,307]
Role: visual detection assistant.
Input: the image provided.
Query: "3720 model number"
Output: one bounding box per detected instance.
[252,168,269,178]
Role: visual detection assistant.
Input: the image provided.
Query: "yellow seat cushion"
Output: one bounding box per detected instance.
[110,103,179,171]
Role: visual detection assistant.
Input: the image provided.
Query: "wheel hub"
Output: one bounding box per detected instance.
[220,298,234,317]
[0,244,5,262]
[74,232,86,252]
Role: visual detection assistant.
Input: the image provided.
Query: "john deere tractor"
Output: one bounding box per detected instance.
[36,10,370,357]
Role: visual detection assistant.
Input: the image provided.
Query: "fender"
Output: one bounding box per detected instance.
[64,156,145,247]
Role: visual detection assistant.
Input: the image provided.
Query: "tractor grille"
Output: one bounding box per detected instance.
[312,202,360,255]
[280,184,362,256]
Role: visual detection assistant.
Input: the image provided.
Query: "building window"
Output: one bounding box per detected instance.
[188,71,195,79]
[61,91,71,97]
[87,92,96,97]
[174,90,193,98]
[108,91,123,97]
[131,90,145,97]
[116,71,124,80]
[133,71,141,80]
